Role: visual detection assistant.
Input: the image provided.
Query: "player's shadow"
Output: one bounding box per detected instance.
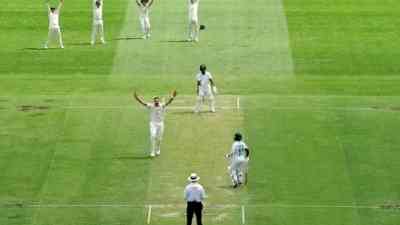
[113,155,152,160]
[22,48,56,51]
[68,42,91,46]
[162,40,190,43]
[113,37,143,41]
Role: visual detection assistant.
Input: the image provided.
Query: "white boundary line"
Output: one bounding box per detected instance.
[147,205,152,224]
[5,203,382,210]
[241,205,246,224]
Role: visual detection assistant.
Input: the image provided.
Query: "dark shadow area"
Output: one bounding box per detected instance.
[162,40,190,43]
[21,47,56,51]
[30,113,46,117]
[113,37,143,41]
[67,42,91,46]
[113,155,152,160]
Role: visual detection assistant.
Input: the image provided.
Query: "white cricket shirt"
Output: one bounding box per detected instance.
[138,2,150,17]
[184,183,205,202]
[231,141,248,161]
[93,1,103,22]
[48,10,60,28]
[188,0,199,21]
[196,72,212,93]
[146,103,166,124]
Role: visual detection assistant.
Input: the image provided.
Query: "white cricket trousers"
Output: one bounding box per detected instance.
[229,158,247,185]
[188,18,199,41]
[91,21,105,44]
[45,27,64,48]
[139,12,151,37]
[150,122,164,155]
[194,91,215,113]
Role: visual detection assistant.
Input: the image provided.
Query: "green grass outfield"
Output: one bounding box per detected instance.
[1,0,400,224]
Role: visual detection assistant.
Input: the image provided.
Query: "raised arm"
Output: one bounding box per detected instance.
[136,0,143,7]
[147,0,154,7]
[57,0,64,11]
[133,91,148,107]
[46,1,51,12]
[165,90,177,106]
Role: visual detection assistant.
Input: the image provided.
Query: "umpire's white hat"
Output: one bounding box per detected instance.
[188,173,200,182]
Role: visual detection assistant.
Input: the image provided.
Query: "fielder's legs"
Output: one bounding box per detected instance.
[44,28,56,48]
[188,21,194,41]
[192,20,199,42]
[155,123,164,155]
[194,95,204,113]
[207,94,215,112]
[56,28,64,48]
[99,23,105,44]
[240,159,249,184]
[91,24,97,45]
[149,123,157,157]
[139,15,146,38]
[230,161,242,187]
[144,15,151,38]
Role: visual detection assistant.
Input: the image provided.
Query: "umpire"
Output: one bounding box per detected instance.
[184,173,206,225]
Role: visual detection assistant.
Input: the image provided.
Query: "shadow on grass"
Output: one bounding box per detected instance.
[113,36,143,41]
[162,40,190,43]
[68,42,91,46]
[113,155,152,160]
[22,47,58,51]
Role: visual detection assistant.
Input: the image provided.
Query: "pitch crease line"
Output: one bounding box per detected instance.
[241,205,246,224]
[8,203,381,210]
[147,205,152,224]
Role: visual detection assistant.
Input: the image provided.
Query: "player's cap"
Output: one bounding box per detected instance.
[234,132,243,141]
[188,173,200,182]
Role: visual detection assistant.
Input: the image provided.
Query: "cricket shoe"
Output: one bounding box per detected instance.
[156,151,160,156]
[150,152,155,157]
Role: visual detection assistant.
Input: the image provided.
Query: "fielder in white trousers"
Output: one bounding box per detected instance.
[188,0,200,42]
[194,64,217,113]
[44,0,64,49]
[226,133,250,188]
[133,90,177,157]
[136,0,153,39]
[91,0,105,45]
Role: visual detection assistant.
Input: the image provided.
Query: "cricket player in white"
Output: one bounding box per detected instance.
[91,0,106,45]
[194,64,217,113]
[133,90,177,157]
[136,0,154,39]
[188,0,200,42]
[44,0,64,49]
[226,133,250,188]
